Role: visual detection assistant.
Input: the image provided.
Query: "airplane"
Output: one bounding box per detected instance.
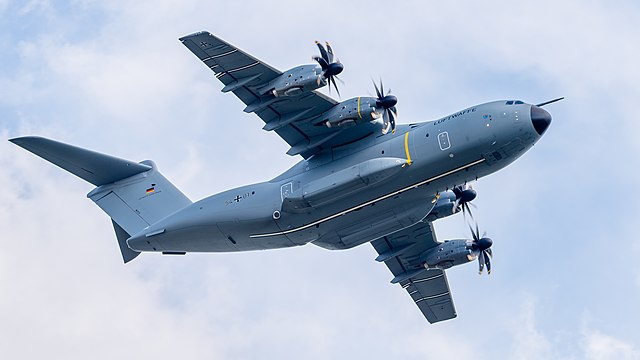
[9,31,560,324]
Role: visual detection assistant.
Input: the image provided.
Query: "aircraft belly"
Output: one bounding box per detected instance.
[218,219,297,251]
[269,148,496,250]
[310,188,435,250]
[282,157,407,212]
[129,181,294,252]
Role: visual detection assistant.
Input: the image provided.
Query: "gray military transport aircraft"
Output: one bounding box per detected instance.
[10,31,560,324]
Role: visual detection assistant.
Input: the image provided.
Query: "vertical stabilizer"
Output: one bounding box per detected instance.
[10,136,193,263]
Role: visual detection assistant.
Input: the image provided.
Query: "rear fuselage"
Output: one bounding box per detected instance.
[128,100,549,253]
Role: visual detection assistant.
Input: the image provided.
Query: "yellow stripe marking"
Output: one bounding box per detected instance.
[404,132,412,165]
[250,158,486,238]
[357,97,362,119]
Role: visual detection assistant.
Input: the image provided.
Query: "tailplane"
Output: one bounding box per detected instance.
[10,136,192,263]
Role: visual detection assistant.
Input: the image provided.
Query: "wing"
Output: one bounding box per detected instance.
[371,221,457,324]
[180,31,378,158]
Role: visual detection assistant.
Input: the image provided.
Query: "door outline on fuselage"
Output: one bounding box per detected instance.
[438,131,451,151]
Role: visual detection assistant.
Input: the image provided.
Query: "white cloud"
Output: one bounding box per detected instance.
[508,297,554,359]
[583,330,639,360]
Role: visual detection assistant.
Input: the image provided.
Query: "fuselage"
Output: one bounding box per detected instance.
[128,100,550,253]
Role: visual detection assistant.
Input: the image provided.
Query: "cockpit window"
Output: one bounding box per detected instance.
[515,100,524,104]
[506,100,524,105]
[506,100,514,105]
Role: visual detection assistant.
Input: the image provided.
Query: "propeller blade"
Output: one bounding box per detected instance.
[379,79,384,99]
[315,41,329,63]
[486,248,493,258]
[388,108,396,133]
[326,42,334,63]
[462,202,475,222]
[484,250,491,274]
[334,75,345,85]
[468,223,478,241]
[313,55,329,69]
[382,109,390,130]
[452,198,461,213]
[478,251,485,274]
[373,80,382,99]
[331,76,341,97]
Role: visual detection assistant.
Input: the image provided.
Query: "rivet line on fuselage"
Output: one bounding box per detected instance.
[249,158,486,238]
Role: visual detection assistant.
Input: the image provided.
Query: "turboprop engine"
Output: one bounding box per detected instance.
[317,97,381,129]
[318,80,398,134]
[257,41,343,97]
[259,65,326,97]
[425,184,477,221]
[421,223,494,274]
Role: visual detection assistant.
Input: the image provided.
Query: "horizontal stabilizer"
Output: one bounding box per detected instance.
[9,136,151,186]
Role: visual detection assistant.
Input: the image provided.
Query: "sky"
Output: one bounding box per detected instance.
[1,0,639,359]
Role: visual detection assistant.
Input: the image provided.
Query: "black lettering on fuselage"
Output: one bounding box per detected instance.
[433,107,476,125]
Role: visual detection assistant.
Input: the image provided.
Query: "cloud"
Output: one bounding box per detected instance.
[508,297,554,359]
[583,330,639,360]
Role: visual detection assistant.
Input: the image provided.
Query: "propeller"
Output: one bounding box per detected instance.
[452,184,477,221]
[468,222,493,274]
[373,79,398,134]
[313,41,344,96]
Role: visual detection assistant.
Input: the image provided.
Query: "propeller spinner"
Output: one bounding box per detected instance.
[452,184,477,221]
[373,79,398,134]
[313,41,344,96]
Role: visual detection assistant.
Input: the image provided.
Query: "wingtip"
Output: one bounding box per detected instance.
[178,30,211,42]
[8,136,47,147]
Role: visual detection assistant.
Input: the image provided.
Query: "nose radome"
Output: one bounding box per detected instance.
[530,105,552,135]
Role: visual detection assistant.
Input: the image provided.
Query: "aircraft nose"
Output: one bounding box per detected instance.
[530,105,552,135]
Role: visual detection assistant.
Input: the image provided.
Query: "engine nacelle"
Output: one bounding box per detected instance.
[318,97,382,128]
[424,190,457,221]
[259,65,325,97]
[420,240,476,270]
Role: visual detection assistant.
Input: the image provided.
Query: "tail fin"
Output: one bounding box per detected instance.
[10,136,192,263]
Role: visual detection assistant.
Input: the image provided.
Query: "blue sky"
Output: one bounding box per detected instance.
[1,1,639,359]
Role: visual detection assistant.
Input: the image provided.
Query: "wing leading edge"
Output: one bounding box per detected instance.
[371,221,457,324]
[180,31,378,158]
